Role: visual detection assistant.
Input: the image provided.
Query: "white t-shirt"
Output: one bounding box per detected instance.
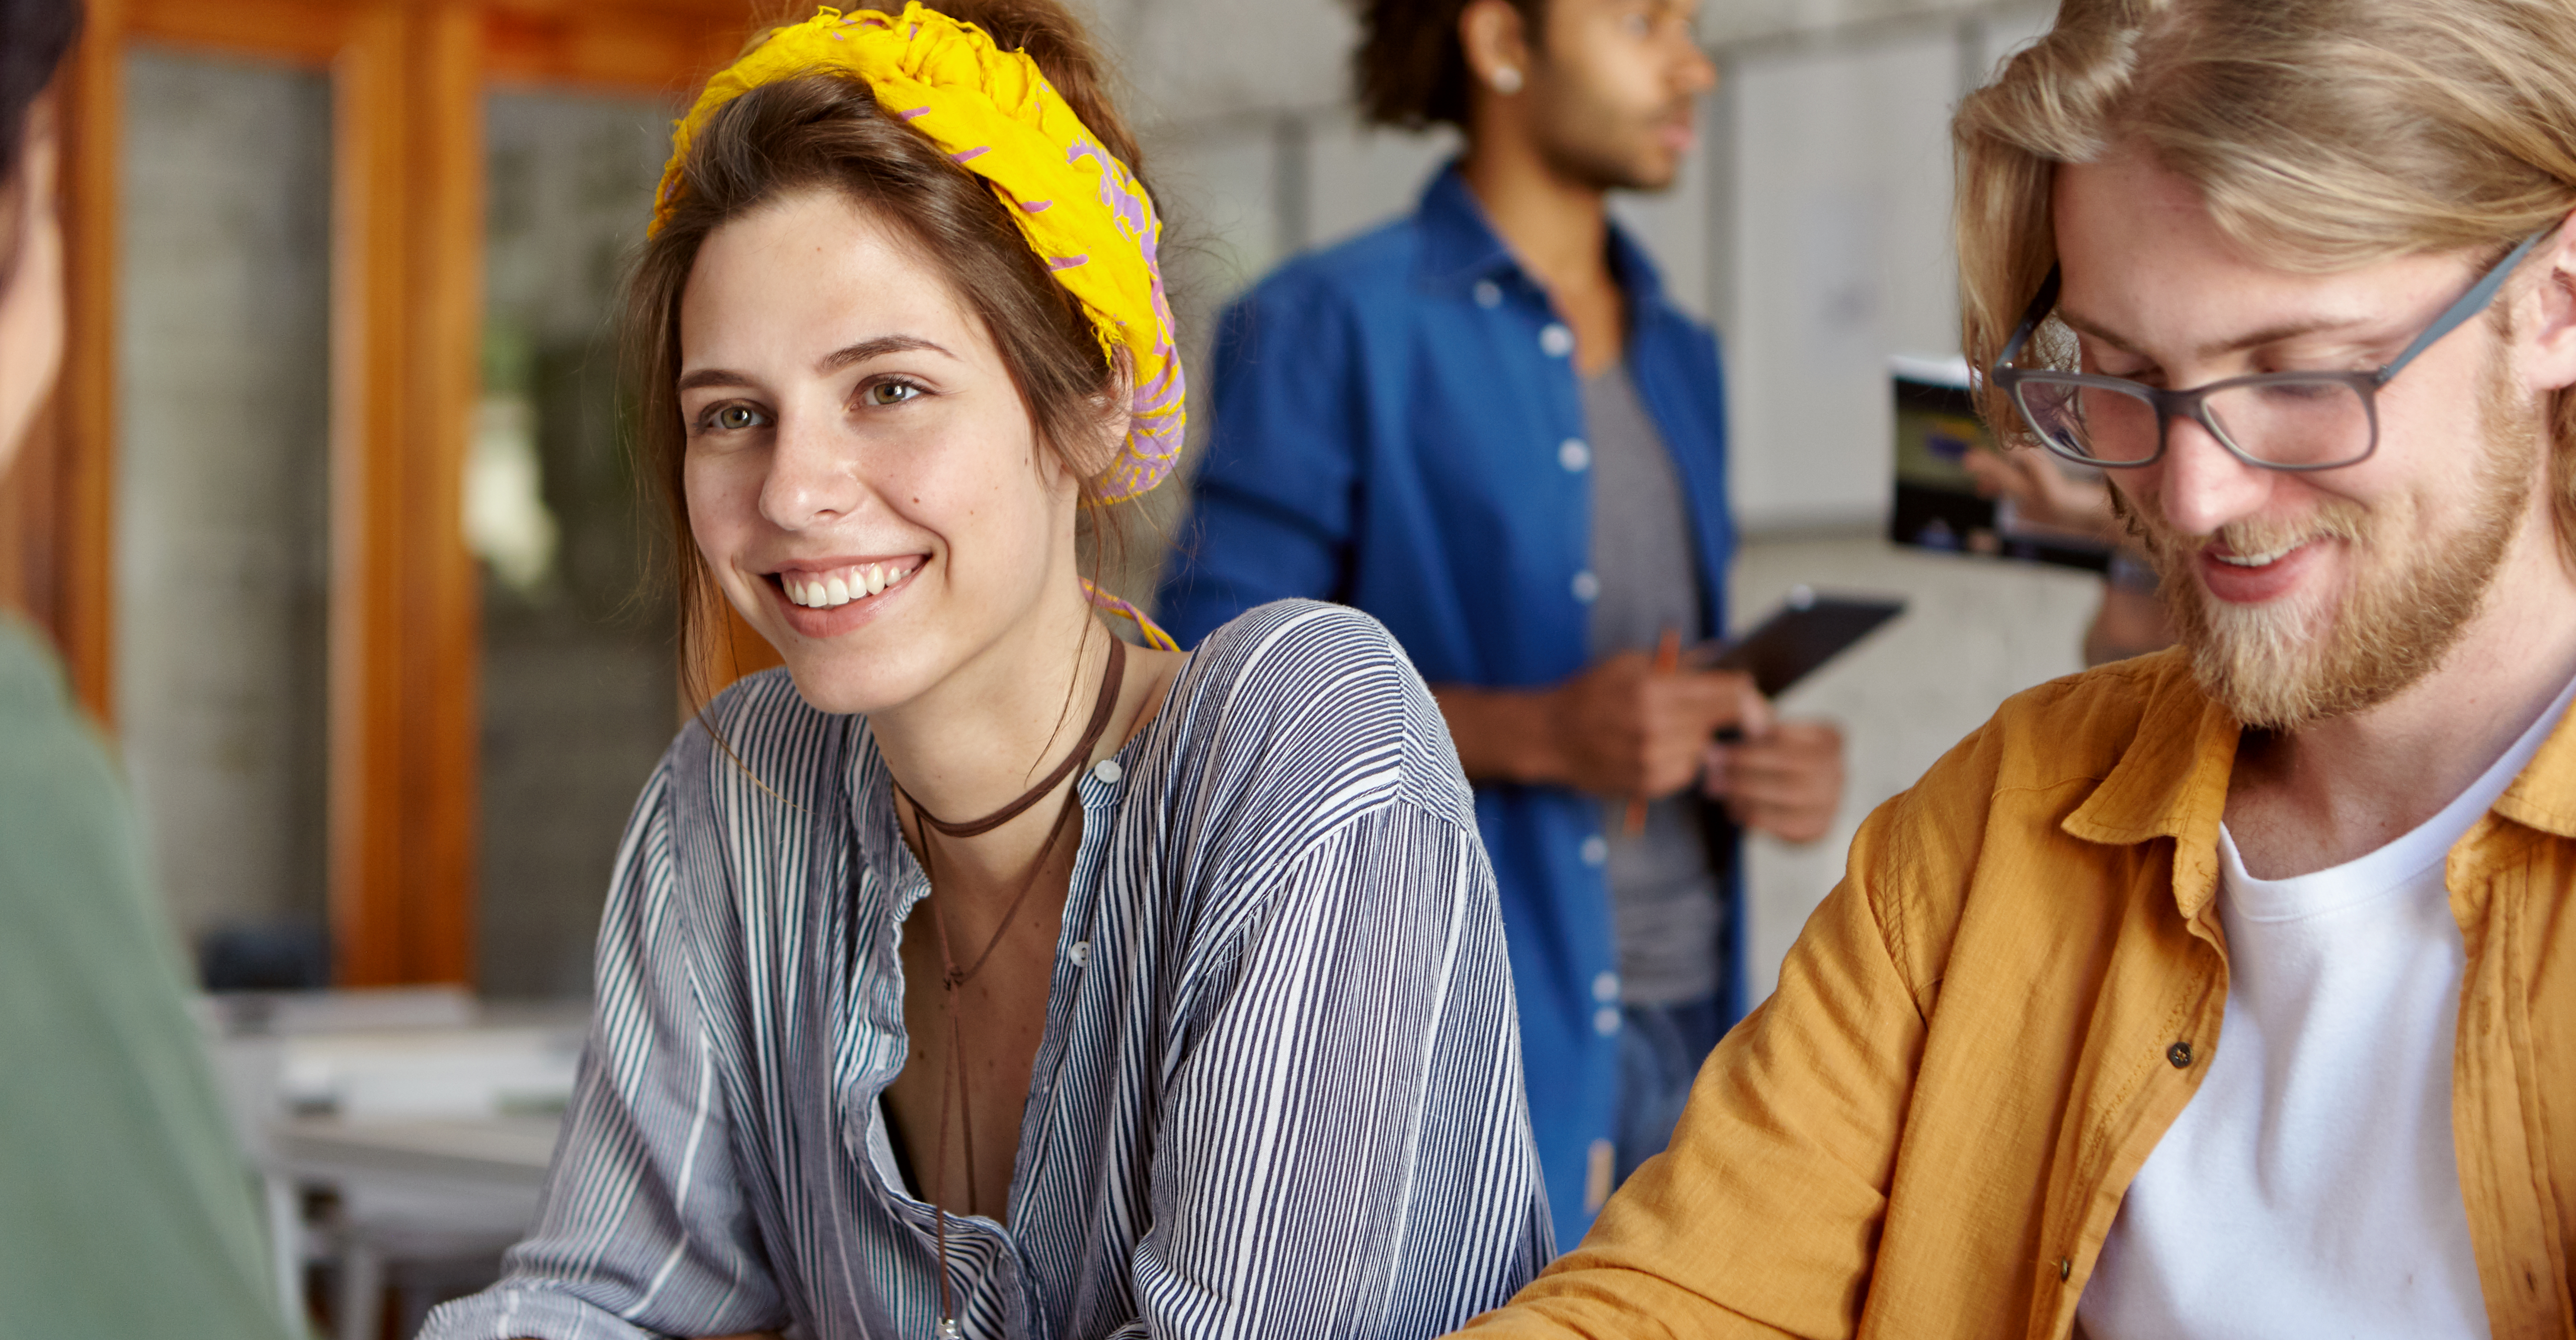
[2078,671,2576,1338]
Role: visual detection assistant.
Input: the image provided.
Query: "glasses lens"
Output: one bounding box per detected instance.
[2014,377,2158,465]
[2200,377,2373,468]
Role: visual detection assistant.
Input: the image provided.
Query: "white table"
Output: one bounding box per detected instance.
[270,1114,560,1191]
[266,1114,563,1340]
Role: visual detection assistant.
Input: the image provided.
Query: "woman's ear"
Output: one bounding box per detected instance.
[1072,358,1133,484]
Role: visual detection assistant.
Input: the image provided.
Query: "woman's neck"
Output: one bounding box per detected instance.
[871,589,1113,888]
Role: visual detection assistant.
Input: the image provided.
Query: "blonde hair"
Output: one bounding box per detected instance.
[1953,0,2576,565]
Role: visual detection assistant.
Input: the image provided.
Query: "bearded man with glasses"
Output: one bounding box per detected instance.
[1454,0,2576,1334]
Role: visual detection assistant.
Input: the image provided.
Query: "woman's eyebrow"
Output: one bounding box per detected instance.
[675,367,756,393]
[675,336,959,393]
[818,334,957,373]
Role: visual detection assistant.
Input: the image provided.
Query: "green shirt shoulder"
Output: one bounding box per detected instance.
[0,617,291,1339]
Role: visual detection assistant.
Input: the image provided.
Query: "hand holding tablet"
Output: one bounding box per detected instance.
[1697,587,1906,700]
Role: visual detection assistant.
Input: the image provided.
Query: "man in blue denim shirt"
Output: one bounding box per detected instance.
[1158,0,1847,1247]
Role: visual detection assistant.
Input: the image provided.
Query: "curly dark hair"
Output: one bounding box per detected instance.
[1352,0,1544,131]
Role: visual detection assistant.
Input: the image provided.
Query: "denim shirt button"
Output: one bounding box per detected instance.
[1592,1007,1621,1036]
[1473,279,1503,309]
[1571,570,1600,603]
[1558,438,1591,472]
[1592,971,1620,1003]
[1579,835,1607,866]
[1539,323,1575,357]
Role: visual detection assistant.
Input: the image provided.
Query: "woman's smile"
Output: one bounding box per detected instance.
[762,553,930,639]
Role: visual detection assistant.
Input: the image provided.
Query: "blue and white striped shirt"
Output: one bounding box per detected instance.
[424,601,1552,1340]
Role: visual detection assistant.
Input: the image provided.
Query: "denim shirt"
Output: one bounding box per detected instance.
[1157,166,1740,1246]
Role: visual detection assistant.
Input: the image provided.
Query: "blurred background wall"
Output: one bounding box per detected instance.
[5,0,2103,1008]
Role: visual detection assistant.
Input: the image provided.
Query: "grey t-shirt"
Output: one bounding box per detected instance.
[1581,363,1724,1008]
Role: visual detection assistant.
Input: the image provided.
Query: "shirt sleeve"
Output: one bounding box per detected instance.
[1456,782,1937,1339]
[1125,801,1554,1340]
[1154,276,1367,648]
[420,764,789,1340]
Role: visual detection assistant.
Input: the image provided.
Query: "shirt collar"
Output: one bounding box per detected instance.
[2059,649,2241,920]
[2494,690,2576,840]
[1411,162,1672,313]
[2059,649,2576,915]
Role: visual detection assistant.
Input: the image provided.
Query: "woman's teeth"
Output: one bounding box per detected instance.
[781,561,918,609]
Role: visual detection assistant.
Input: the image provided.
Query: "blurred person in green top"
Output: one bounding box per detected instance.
[0,2,296,1335]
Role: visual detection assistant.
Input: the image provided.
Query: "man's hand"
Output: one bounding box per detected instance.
[1705,719,1846,844]
[1548,651,1769,799]
[1962,444,2118,543]
[1434,653,1766,799]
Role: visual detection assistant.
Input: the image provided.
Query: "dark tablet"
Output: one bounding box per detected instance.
[1701,588,1906,698]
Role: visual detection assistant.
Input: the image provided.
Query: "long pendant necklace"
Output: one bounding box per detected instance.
[893,636,1126,1340]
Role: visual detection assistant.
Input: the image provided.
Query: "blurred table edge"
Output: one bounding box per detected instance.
[269,1114,561,1191]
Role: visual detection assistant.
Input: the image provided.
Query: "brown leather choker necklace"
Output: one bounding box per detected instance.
[892,635,1124,1339]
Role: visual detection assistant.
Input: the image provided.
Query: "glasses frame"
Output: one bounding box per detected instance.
[1990,227,2553,471]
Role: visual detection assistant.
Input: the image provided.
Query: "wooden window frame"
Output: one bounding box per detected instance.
[0,0,749,986]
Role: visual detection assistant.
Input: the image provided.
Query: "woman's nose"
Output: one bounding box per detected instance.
[758,413,868,531]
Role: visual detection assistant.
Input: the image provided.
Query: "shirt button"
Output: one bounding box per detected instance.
[2167,1041,2193,1068]
[1580,835,1607,867]
[1593,1007,1621,1036]
[1571,570,1600,603]
[1592,971,1620,1003]
[1558,438,1591,472]
[1473,279,1503,308]
[1091,758,1123,784]
[1539,323,1575,357]
[1069,940,1091,967]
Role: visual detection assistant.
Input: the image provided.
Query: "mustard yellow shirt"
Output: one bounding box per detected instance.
[1464,648,2575,1338]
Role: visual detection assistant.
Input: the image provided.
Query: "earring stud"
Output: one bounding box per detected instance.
[1491,66,1523,94]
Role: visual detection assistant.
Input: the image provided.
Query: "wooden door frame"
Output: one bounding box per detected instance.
[2,0,750,986]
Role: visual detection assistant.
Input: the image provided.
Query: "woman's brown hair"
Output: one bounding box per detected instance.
[0,0,79,285]
[627,0,1152,709]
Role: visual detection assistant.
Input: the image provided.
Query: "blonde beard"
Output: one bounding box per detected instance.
[2125,358,2537,731]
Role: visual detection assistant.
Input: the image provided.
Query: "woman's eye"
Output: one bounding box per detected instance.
[707,403,767,432]
[863,380,923,407]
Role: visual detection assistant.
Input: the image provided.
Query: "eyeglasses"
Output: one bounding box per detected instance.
[1990,227,2553,471]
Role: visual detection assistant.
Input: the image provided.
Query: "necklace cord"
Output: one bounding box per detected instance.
[908,637,1129,839]
[894,636,1128,1332]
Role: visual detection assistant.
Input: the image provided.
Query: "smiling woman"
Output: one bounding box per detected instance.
[419,4,1550,1339]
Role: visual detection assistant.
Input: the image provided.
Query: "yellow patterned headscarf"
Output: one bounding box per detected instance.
[654,2,1184,649]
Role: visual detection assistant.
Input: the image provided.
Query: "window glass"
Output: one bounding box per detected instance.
[116,46,334,985]
[476,89,677,1000]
